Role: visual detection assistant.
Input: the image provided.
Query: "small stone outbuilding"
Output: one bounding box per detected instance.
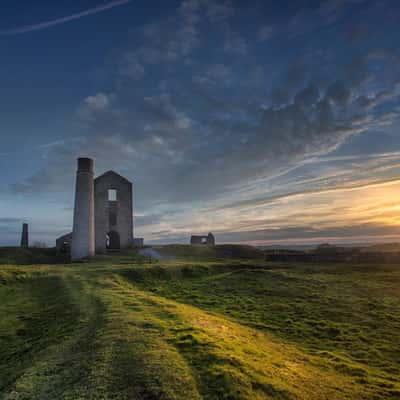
[56,233,72,254]
[190,232,215,245]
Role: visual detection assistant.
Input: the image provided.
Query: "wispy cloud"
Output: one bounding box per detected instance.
[0,0,131,35]
[211,177,400,212]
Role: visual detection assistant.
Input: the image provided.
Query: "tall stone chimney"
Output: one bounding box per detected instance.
[71,158,95,261]
[20,223,29,248]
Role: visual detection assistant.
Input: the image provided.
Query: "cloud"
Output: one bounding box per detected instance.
[223,34,248,55]
[258,26,274,42]
[118,0,204,75]
[81,93,112,112]
[143,93,193,130]
[204,0,234,22]
[205,63,233,81]
[0,138,78,159]
[212,176,400,212]
[271,61,307,104]
[118,53,145,80]
[206,223,400,245]
[118,0,238,80]
[287,0,369,38]
[0,217,23,224]
[12,47,399,211]
[0,0,132,35]
[77,92,119,124]
[4,0,400,246]
[135,213,164,227]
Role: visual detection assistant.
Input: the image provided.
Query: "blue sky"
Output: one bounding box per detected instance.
[1,0,400,246]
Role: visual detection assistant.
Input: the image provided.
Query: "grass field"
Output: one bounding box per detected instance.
[0,245,399,399]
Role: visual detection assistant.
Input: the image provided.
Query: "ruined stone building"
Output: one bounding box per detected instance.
[190,233,215,245]
[94,170,133,253]
[56,158,134,260]
[56,233,72,254]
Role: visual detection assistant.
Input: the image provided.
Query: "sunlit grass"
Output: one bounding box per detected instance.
[0,247,399,399]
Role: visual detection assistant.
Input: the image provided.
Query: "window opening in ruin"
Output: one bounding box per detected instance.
[108,189,117,201]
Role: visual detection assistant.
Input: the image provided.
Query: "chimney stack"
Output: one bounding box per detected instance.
[20,223,29,248]
[71,158,95,260]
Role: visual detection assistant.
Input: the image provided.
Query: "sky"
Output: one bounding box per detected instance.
[0,0,400,247]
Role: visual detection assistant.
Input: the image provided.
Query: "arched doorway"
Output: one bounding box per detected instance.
[106,231,120,250]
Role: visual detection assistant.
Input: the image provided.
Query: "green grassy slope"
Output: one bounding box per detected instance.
[0,246,399,399]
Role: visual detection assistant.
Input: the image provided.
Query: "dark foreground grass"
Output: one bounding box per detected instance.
[0,247,399,399]
[0,247,68,265]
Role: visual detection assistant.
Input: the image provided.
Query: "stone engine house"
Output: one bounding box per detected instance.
[94,171,133,253]
[57,158,134,260]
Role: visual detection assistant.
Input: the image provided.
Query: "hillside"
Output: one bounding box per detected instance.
[0,246,399,399]
[152,244,266,260]
[362,242,400,252]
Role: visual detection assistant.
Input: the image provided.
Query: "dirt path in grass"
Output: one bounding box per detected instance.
[0,270,201,400]
[1,264,399,399]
